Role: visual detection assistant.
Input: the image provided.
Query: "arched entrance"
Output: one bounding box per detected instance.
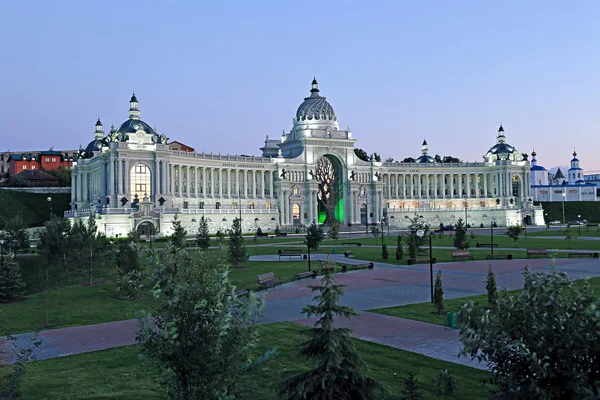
[511,175,522,206]
[360,203,367,225]
[523,215,532,225]
[137,221,156,236]
[292,203,301,225]
[315,155,344,224]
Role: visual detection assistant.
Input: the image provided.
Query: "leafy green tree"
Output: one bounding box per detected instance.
[395,235,404,261]
[452,218,469,250]
[37,215,71,271]
[279,271,383,399]
[433,369,457,395]
[458,267,600,399]
[116,241,144,300]
[433,270,444,314]
[402,157,416,163]
[9,173,27,187]
[196,216,211,250]
[505,225,523,247]
[402,372,422,400]
[354,148,370,162]
[137,248,270,399]
[564,227,578,249]
[0,252,26,302]
[406,234,419,260]
[69,218,108,286]
[0,214,29,251]
[169,215,187,250]
[127,229,142,243]
[434,154,442,163]
[382,243,389,260]
[327,220,340,242]
[305,222,324,272]
[406,215,428,259]
[372,152,381,162]
[370,226,381,244]
[43,165,71,186]
[486,266,498,309]
[228,217,246,268]
[442,156,460,163]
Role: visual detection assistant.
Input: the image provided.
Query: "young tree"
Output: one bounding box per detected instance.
[458,267,600,399]
[196,216,210,250]
[486,266,497,309]
[305,222,324,272]
[169,215,187,250]
[406,234,419,260]
[327,220,340,242]
[0,252,26,302]
[0,214,29,251]
[227,217,246,268]
[69,218,108,286]
[382,243,389,260]
[433,270,444,314]
[116,240,144,300]
[564,227,578,249]
[395,235,404,261]
[452,218,470,250]
[402,372,422,400]
[37,215,72,271]
[279,271,383,399]
[137,249,270,399]
[506,225,523,247]
[370,226,381,243]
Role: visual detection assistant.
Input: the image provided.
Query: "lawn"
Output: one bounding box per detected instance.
[371,276,600,326]
[20,322,492,400]
[0,191,70,228]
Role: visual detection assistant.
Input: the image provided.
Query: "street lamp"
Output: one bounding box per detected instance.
[47,196,52,218]
[562,192,566,224]
[545,213,548,231]
[490,218,496,257]
[416,229,434,303]
[578,214,581,236]
[0,239,4,267]
[365,202,369,235]
[463,196,468,230]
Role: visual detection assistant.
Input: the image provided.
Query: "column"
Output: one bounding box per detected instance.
[425,174,430,198]
[270,171,274,197]
[416,174,420,198]
[475,173,479,198]
[252,170,257,198]
[507,172,511,198]
[466,173,471,198]
[308,190,314,223]
[387,174,391,198]
[243,169,248,198]
[210,168,214,197]
[108,156,114,197]
[235,169,240,196]
[227,169,231,198]
[202,167,206,196]
[434,174,438,198]
[116,160,121,195]
[282,190,287,225]
[123,159,129,197]
[458,174,462,197]
[483,173,488,198]
[218,168,222,198]
[185,166,190,196]
[402,175,406,198]
[261,170,265,198]
[450,174,454,198]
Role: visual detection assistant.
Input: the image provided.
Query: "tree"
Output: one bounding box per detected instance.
[354,148,370,162]
[0,214,29,251]
[43,165,71,186]
[433,270,444,314]
[327,220,340,242]
[402,372,422,400]
[137,248,270,399]
[370,226,381,243]
[442,156,460,163]
[564,227,578,249]
[9,173,27,187]
[116,240,144,300]
[434,154,442,163]
[37,215,71,271]
[458,267,600,399]
[406,215,428,259]
[228,217,246,268]
[305,222,324,272]
[279,271,383,399]
[0,252,26,302]
[315,156,341,224]
[384,157,394,163]
[402,157,416,163]
[196,216,210,250]
[506,225,523,247]
[169,215,187,250]
[395,235,404,261]
[453,218,469,250]
[372,152,381,162]
[69,218,108,286]
[486,266,497,309]
[382,244,389,260]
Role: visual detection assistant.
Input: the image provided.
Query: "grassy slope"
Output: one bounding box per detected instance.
[0,191,70,227]
[371,276,600,326]
[20,322,492,400]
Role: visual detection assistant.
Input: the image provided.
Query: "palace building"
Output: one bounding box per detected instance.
[66,79,544,237]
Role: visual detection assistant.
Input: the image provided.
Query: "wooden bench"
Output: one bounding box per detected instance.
[342,263,374,272]
[293,271,316,280]
[451,251,474,261]
[486,254,512,260]
[257,272,282,288]
[341,242,362,247]
[276,232,288,237]
[235,289,249,297]
[278,249,304,260]
[408,258,437,265]
[568,252,596,259]
[476,243,498,248]
[526,248,548,258]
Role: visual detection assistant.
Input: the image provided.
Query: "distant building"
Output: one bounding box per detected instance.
[530,151,597,202]
[167,141,195,152]
[583,173,600,187]
[1,149,77,176]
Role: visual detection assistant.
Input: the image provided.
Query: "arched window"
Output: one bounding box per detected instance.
[130,163,151,200]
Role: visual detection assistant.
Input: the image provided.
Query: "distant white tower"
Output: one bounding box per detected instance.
[529,150,548,186]
[567,150,584,184]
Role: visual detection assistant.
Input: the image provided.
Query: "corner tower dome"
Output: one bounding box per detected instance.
[295,78,337,122]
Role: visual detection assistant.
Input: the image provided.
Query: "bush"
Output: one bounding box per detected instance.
[433,369,456,395]
[117,269,145,300]
[479,222,484,228]
[433,270,444,314]
[0,252,26,302]
[382,244,388,260]
[402,372,422,400]
[395,235,403,261]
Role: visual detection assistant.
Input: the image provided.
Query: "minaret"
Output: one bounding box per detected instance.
[310,77,320,98]
[531,149,537,166]
[421,139,429,157]
[94,118,104,140]
[496,124,506,144]
[128,92,140,120]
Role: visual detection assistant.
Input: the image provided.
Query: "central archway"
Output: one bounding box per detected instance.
[315,155,344,224]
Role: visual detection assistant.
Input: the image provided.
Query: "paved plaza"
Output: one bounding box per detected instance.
[6,256,600,370]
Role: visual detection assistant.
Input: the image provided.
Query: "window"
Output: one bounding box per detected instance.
[51,158,56,162]
[130,163,151,200]
[568,190,578,194]
[215,202,221,209]
[199,202,204,209]
[292,186,299,195]
[248,202,254,209]
[266,201,271,209]
[183,201,188,209]
[22,165,26,170]
[31,165,36,170]
[45,158,49,162]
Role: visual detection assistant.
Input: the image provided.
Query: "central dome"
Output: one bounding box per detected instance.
[295,78,337,122]
[116,119,156,137]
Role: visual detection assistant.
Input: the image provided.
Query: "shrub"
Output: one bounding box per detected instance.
[486,266,497,308]
[433,270,444,314]
[433,369,456,395]
[382,244,388,260]
[395,236,403,261]
[402,372,422,400]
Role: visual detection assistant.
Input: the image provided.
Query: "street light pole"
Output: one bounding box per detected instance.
[562,192,566,224]
[578,214,581,236]
[365,202,369,235]
[47,196,52,218]
[464,196,468,230]
[490,218,495,257]
[0,239,4,268]
[429,232,433,303]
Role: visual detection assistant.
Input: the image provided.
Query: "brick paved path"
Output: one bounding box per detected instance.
[5,257,600,367]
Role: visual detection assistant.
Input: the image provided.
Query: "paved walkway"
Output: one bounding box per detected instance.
[6,257,600,369]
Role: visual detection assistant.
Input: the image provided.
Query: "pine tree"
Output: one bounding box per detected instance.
[395,235,404,261]
[382,243,389,260]
[434,270,444,314]
[169,215,187,250]
[0,252,26,302]
[227,217,246,268]
[196,216,211,250]
[402,372,422,400]
[486,265,498,308]
[327,220,340,242]
[453,218,469,249]
[279,271,383,399]
[305,222,324,272]
[116,241,144,300]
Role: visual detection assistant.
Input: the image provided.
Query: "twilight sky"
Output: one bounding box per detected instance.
[1,1,599,171]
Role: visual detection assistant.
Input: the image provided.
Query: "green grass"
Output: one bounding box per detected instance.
[229,260,322,291]
[371,276,600,326]
[0,191,70,227]
[20,322,492,400]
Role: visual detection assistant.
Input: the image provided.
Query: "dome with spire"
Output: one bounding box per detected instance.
[295,78,337,122]
[415,139,434,163]
[484,124,519,162]
[115,93,157,141]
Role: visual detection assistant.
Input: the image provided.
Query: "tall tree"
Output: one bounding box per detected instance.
[433,270,444,314]
[506,225,523,247]
[486,266,498,309]
[0,252,26,302]
[137,249,270,399]
[279,271,383,399]
[196,216,211,250]
[452,218,469,250]
[434,154,442,163]
[315,156,340,224]
[395,235,404,261]
[305,222,324,272]
[0,214,29,251]
[458,267,600,399]
[116,240,144,300]
[37,215,72,271]
[72,218,107,286]
[227,217,246,268]
[169,215,187,250]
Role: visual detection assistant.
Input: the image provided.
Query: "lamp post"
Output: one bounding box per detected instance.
[490,218,496,257]
[380,219,385,246]
[365,202,369,235]
[464,196,468,230]
[562,192,566,224]
[47,196,52,218]
[578,214,581,236]
[545,213,548,231]
[0,239,4,268]
[416,229,434,303]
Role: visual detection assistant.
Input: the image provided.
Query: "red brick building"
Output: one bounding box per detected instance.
[7,150,74,176]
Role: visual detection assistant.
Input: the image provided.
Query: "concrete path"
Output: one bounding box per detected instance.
[5,257,600,369]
